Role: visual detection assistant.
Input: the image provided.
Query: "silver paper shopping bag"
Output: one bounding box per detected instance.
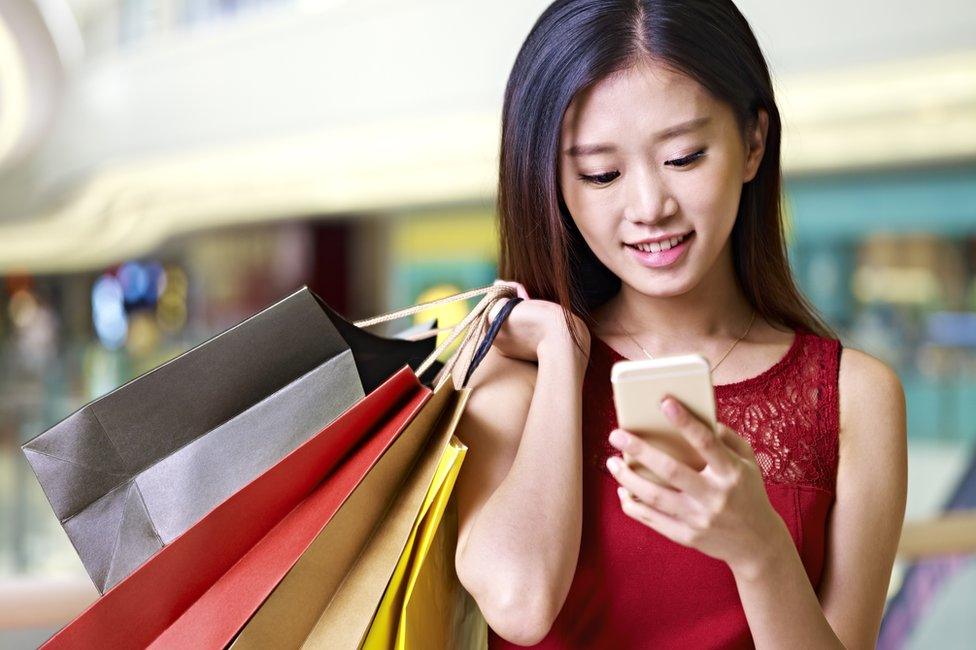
[22,285,435,593]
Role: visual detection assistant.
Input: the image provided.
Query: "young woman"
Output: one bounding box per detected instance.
[451,1,908,648]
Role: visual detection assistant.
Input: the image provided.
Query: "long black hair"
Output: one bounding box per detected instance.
[497,0,834,351]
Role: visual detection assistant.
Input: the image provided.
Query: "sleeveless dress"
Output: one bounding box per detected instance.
[488,329,842,649]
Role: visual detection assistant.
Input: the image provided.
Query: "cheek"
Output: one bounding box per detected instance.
[677,164,742,238]
[572,215,616,269]
[677,158,729,207]
[561,186,616,248]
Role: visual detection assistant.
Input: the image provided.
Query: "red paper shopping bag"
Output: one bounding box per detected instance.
[150,376,461,649]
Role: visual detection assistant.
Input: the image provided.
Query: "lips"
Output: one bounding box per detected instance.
[627,232,691,253]
[625,231,694,268]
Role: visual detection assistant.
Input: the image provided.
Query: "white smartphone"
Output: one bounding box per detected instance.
[610,354,717,485]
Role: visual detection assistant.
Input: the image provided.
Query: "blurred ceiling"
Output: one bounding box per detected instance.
[0,0,973,272]
[0,0,80,174]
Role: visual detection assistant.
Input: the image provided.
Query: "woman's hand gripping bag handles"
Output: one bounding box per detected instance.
[227,290,522,650]
[37,284,519,650]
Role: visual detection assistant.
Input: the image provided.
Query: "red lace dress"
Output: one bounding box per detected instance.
[488,329,842,649]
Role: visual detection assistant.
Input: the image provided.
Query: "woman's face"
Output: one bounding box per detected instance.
[557,58,766,298]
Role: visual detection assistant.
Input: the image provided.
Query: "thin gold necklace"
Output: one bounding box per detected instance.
[615,310,757,374]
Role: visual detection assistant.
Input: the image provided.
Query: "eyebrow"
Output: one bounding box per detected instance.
[563,116,711,157]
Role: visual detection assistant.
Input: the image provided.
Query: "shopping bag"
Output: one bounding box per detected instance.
[39,284,517,650]
[22,285,436,593]
[41,365,427,650]
[359,435,477,650]
[166,286,514,650]
[156,377,461,650]
[399,481,489,650]
[359,434,467,649]
[231,293,522,649]
[227,381,466,649]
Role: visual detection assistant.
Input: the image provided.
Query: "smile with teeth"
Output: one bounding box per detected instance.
[629,233,689,253]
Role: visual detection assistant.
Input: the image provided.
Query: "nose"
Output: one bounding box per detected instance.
[622,168,677,225]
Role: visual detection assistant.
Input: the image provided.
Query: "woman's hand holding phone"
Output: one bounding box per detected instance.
[606,394,793,579]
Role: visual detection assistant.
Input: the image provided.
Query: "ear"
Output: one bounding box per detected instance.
[742,108,769,184]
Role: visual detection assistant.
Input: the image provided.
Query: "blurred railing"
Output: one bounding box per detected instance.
[0,511,974,632]
[897,509,976,560]
[0,577,96,630]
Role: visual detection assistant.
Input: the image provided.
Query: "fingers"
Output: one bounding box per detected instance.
[606,455,689,518]
[716,424,756,462]
[489,281,529,323]
[488,297,515,323]
[608,429,710,500]
[616,486,694,541]
[660,396,738,477]
[493,279,530,300]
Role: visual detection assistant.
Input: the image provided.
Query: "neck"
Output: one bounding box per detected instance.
[601,245,754,344]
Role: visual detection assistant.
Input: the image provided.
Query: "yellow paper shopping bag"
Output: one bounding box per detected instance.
[398,470,487,649]
[361,435,486,650]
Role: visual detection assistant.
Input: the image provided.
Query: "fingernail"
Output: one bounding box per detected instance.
[661,398,679,420]
[609,429,630,448]
[617,487,629,500]
[606,456,622,474]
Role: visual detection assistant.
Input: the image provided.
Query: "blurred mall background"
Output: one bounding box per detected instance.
[0,0,974,647]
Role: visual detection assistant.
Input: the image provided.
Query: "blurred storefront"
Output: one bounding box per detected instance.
[789,164,976,444]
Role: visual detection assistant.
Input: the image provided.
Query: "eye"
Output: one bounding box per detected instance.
[665,149,707,168]
[578,171,620,186]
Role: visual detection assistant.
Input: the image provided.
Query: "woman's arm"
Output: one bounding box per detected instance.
[452,331,588,646]
[733,347,907,649]
[817,348,908,648]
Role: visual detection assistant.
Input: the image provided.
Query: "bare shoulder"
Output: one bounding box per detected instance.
[837,346,906,448]
[838,347,905,416]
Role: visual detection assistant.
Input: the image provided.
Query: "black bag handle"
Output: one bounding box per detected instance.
[462,297,523,389]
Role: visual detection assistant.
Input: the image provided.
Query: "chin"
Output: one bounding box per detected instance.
[633,278,697,298]
[619,269,701,298]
